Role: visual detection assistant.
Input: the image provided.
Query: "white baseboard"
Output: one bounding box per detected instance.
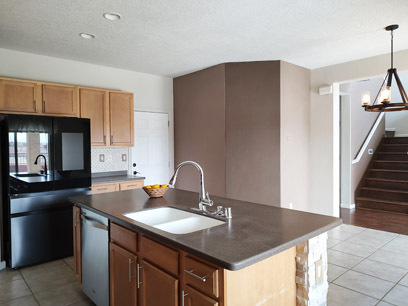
[395,133,408,137]
[0,261,6,270]
[340,203,356,209]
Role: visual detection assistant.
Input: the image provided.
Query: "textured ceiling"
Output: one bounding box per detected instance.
[1,0,408,77]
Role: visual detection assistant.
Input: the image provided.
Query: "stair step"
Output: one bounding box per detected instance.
[360,187,408,202]
[376,152,408,161]
[369,169,408,180]
[372,160,408,170]
[383,137,408,144]
[364,178,408,191]
[355,197,408,214]
[379,144,408,152]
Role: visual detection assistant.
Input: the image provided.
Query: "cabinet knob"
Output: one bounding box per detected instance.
[133,163,136,167]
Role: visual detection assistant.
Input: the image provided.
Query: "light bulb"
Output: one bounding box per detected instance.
[361,92,370,106]
[379,86,391,103]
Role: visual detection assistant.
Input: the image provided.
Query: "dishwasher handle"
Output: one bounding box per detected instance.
[82,215,108,231]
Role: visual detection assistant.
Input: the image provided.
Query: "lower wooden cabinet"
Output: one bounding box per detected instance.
[140,260,178,306]
[183,285,218,306]
[110,242,138,306]
[72,206,82,282]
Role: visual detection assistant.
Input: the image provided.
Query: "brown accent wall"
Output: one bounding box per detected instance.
[173,64,226,197]
[225,62,281,205]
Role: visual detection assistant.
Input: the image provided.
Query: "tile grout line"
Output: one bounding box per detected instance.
[19,271,41,306]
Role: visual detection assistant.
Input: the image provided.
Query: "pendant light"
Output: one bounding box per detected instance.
[362,25,408,112]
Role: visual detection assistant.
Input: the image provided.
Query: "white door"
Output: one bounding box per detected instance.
[131,112,169,186]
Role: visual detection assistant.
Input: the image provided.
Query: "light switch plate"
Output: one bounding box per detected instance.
[315,259,323,284]
[99,154,105,162]
[122,154,127,162]
[368,149,374,155]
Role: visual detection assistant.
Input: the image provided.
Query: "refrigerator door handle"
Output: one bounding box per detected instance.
[81,215,108,231]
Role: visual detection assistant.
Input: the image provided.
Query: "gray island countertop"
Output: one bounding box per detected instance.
[69,188,341,271]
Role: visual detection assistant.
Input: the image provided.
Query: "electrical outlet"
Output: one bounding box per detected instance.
[122,154,127,162]
[368,149,374,155]
[315,259,323,284]
[99,154,105,162]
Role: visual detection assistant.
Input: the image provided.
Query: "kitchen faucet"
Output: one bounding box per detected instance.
[169,161,213,211]
[34,154,48,176]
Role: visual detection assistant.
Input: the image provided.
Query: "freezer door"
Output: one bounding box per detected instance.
[10,208,73,268]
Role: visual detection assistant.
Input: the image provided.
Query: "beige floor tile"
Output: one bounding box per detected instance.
[328,237,342,248]
[327,284,378,306]
[352,259,408,283]
[20,260,66,279]
[338,224,366,234]
[0,294,38,306]
[328,249,364,269]
[68,299,95,306]
[346,234,390,249]
[383,285,408,306]
[381,236,408,255]
[63,257,75,271]
[358,229,398,241]
[327,264,347,282]
[0,269,22,285]
[0,279,32,304]
[333,270,394,299]
[34,282,87,306]
[369,250,408,270]
[24,265,77,293]
[328,229,357,241]
[331,241,377,257]
[399,273,408,287]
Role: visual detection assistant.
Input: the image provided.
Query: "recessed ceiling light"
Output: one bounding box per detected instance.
[103,13,121,21]
[79,33,95,39]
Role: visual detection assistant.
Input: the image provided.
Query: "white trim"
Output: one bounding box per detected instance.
[385,128,396,132]
[340,203,356,209]
[0,261,5,270]
[352,112,385,164]
[395,133,408,137]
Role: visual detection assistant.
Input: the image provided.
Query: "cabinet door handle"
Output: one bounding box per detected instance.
[137,264,143,288]
[34,100,37,112]
[111,135,113,144]
[43,100,46,112]
[97,187,108,191]
[184,269,207,282]
[181,290,189,306]
[103,135,106,144]
[128,259,135,282]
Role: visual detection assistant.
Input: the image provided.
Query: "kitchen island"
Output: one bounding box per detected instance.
[69,188,341,306]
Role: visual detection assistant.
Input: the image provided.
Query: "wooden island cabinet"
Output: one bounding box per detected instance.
[70,215,296,306]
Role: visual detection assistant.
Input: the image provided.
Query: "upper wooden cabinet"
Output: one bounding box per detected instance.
[80,88,109,146]
[0,79,41,114]
[42,84,79,117]
[109,92,134,147]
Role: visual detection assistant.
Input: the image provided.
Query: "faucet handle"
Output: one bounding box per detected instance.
[216,206,223,215]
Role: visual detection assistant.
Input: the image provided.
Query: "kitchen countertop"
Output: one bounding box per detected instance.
[92,171,145,185]
[69,188,341,271]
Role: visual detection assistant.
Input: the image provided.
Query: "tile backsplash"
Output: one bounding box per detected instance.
[91,147,129,173]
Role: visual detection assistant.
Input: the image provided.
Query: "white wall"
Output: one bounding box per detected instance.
[385,73,408,136]
[310,49,408,216]
[0,48,174,177]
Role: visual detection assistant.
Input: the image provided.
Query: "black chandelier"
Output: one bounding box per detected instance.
[362,25,408,112]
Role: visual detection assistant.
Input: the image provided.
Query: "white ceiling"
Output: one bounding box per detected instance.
[1,0,408,77]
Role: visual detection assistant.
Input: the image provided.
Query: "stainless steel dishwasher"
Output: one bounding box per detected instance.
[81,208,109,306]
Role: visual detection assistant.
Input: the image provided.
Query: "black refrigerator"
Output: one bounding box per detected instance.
[0,114,91,268]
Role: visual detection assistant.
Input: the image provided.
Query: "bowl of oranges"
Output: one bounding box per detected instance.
[143,184,169,198]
